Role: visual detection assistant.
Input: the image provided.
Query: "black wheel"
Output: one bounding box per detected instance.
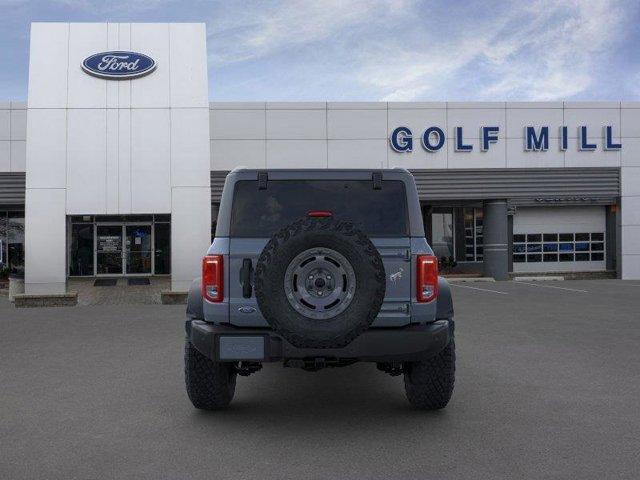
[184,341,237,410]
[254,216,385,349]
[403,338,456,410]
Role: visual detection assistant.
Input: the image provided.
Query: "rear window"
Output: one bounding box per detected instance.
[230,180,409,237]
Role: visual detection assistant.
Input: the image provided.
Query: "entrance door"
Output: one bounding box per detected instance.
[96,225,124,275]
[125,225,152,275]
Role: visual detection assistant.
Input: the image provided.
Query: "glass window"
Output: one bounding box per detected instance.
[7,212,25,274]
[513,231,606,267]
[69,224,94,276]
[462,207,483,262]
[431,211,454,258]
[230,180,408,237]
[514,254,526,263]
[154,223,171,275]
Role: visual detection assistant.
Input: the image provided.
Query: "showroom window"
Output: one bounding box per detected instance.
[513,232,605,263]
[0,211,25,275]
[463,208,484,262]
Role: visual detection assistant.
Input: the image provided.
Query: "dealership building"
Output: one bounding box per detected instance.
[1,22,640,296]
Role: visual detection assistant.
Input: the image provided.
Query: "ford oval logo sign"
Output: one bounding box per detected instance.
[82,51,156,80]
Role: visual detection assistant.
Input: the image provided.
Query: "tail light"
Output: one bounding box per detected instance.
[416,254,439,302]
[202,255,224,302]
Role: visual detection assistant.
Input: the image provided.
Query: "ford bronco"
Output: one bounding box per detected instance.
[184,168,455,410]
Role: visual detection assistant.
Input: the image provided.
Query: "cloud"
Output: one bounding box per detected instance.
[362,0,628,101]
[207,0,414,66]
[207,0,635,101]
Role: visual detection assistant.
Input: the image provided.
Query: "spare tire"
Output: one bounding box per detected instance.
[254,216,385,349]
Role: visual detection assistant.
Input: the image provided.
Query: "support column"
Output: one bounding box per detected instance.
[483,200,509,280]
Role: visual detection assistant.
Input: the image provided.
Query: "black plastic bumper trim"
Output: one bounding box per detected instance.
[186,320,451,363]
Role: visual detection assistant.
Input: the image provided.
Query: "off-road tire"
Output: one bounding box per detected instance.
[403,338,456,410]
[254,216,386,349]
[184,341,237,410]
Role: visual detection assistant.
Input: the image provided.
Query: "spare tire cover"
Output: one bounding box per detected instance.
[254,216,386,349]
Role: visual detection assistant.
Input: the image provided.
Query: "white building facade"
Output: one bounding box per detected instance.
[1,22,639,294]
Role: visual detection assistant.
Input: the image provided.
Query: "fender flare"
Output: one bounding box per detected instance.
[436,277,454,320]
[186,277,204,320]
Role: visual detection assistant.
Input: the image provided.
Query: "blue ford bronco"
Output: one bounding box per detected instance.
[184,168,455,410]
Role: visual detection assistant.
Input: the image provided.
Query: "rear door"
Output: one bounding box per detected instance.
[227,176,412,327]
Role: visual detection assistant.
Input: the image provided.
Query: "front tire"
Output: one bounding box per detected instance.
[184,341,237,410]
[403,338,456,410]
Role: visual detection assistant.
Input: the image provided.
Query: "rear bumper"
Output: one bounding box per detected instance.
[186,319,452,363]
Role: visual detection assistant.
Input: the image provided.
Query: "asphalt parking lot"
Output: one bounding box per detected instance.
[1,279,639,480]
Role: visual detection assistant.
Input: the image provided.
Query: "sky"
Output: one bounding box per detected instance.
[1,0,639,102]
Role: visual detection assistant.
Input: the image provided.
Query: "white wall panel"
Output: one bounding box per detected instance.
[130,108,171,212]
[328,140,387,168]
[10,141,26,172]
[621,225,640,255]
[66,109,107,214]
[117,23,132,109]
[266,109,326,139]
[169,23,208,108]
[0,141,9,171]
[171,186,211,291]
[621,254,640,279]
[28,23,68,108]
[67,23,108,109]
[10,109,27,140]
[447,138,506,169]
[621,166,640,196]
[25,109,67,189]
[621,195,640,226]
[621,138,640,167]
[447,108,506,140]
[0,110,9,140]
[117,109,132,213]
[211,140,265,170]
[171,108,210,187]
[621,108,640,138]
[105,23,119,108]
[506,108,563,138]
[25,188,66,294]
[564,144,620,168]
[389,147,447,169]
[105,109,119,213]
[131,23,170,108]
[506,138,565,168]
[266,140,327,168]
[327,109,386,139]
[564,107,620,138]
[210,109,265,140]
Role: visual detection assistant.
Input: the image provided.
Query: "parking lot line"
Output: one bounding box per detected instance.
[449,283,509,295]
[514,281,588,293]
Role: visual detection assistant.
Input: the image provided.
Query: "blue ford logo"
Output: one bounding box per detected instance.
[82,51,156,80]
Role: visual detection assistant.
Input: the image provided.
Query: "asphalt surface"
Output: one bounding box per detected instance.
[1,279,640,480]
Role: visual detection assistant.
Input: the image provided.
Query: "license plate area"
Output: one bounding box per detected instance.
[217,335,266,361]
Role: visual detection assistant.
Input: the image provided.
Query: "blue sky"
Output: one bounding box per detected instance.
[1,0,639,101]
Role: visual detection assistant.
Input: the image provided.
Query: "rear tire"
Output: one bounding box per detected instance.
[184,341,237,410]
[403,338,455,410]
